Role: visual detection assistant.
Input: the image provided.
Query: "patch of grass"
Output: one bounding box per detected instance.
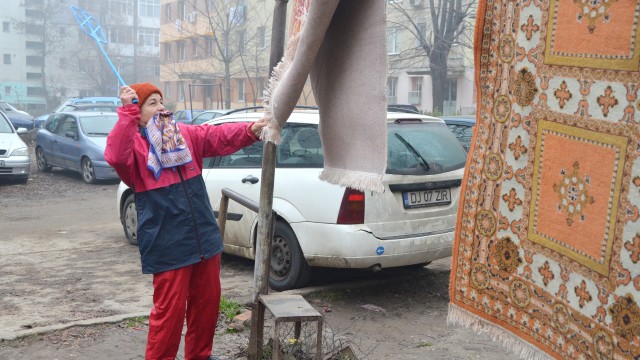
[308,289,344,303]
[417,341,433,348]
[219,296,244,320]
[124,316,147,328]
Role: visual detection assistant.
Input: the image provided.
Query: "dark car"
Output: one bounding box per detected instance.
[388,104,420,114]
[441,116,476,152]
[173,109,204,123]
[35,111,120,184]
[0,101,34,130]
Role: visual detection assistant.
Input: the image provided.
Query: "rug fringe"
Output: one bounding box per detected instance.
[447,303,553,360]
[319,167,384,193]
[260,33,302,145]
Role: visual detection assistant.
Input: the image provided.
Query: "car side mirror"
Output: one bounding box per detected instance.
[16,128,28,135]
[65,131,77,140]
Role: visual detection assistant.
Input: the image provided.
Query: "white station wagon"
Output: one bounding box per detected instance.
[116,109,467,290]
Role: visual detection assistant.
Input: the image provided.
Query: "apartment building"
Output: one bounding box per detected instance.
[0,0,160,115]
[160,0,277,112]
[160,0,476,115]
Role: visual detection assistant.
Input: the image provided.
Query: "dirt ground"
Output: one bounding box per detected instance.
[0,137,515,360]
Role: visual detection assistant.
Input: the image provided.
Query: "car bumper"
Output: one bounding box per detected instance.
[93,161,119,180]
[0,156,31,178]
[290,222,453,269]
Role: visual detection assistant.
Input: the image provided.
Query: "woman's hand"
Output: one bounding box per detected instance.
[250,118,268,138]
[120,86,138,106]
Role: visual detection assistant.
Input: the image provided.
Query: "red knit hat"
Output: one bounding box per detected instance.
[129,82,163,108]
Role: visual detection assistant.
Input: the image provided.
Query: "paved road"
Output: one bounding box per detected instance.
[0,150,516,360]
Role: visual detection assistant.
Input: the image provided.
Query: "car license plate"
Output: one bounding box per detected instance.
[402,188,451,209]
[0,160,4,167]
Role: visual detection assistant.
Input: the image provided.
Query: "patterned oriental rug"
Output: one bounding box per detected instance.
[448,1,640,359]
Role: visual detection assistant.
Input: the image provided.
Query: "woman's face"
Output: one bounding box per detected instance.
[139,93,165,126]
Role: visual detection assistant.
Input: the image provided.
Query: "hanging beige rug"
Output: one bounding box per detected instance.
[262,0,388,193]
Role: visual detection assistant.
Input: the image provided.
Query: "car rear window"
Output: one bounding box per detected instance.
[386,122,467,175]
[205,120,467,174]
[79,115,118,136]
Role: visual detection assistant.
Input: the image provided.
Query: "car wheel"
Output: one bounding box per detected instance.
[36,147,52,172]
[81,157,96,184]
[269,221,311,291]
[121,194,138,246]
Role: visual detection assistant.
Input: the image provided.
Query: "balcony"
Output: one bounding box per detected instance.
[408,91,421,105]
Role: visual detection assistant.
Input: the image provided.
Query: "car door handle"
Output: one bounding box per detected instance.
[242,175,259,184]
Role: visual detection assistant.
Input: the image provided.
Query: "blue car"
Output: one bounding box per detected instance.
[441,116,476,153]
[35,111,120,184]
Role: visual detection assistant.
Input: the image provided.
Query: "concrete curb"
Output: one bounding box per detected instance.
[1,312,149,341]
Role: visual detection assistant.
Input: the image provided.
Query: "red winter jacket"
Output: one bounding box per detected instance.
[105,104,257,191]
[104,104,258,274]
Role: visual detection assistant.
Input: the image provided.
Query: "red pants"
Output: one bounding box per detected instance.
[145,254,221,360]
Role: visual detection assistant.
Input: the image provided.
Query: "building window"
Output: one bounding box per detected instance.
[110,27,133,44]
[138,29,159,47]
[237,30,246,55]
[3,54,10,65]
[387,27,400,54]
[256,77,265,98]
[206,36,214,55]
[387,77,397,103]
[178,41,186,61]
[257,26,266,48]
[26,72,42,79]
[192,38,199,58]
[179,0,186,20]
[4,86,11,95]
[164,43,172,60]
[178,84,184,102]
[164,3,172,21]
[27,87,46,96]
[139,0,160,18]
[110,0,132,14]
[26,41,44,50]
[2,22,9,32]
[164,82,171,99]
[26,56,44,66]
[237,79,245,102]
[415,22,426,48]
[80,89,96,97]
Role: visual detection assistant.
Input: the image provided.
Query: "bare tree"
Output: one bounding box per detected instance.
[161,0,271,109]
[388,0,476,114]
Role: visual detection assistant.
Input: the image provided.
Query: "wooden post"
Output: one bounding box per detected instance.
[248,1,289,358]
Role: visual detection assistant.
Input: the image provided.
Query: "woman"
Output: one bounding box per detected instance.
[105,82,266,360]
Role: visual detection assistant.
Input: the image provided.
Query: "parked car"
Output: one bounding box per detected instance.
[441,115,476,152]
[388,104,420,114]
[36,103,121,129]
[58,103,119,112]
[190,109,232,125]
[35,111,120,184]
[173,109,204,123]
[34,114,49,129]
[116,109,467,290]
[53,97,121,113]
[0,101,35,130]
[0,109,30,183]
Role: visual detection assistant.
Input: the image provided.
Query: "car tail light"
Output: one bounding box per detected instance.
[337,188,365,224]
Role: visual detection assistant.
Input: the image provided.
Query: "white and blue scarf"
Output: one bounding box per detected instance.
[144,111,192,180]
